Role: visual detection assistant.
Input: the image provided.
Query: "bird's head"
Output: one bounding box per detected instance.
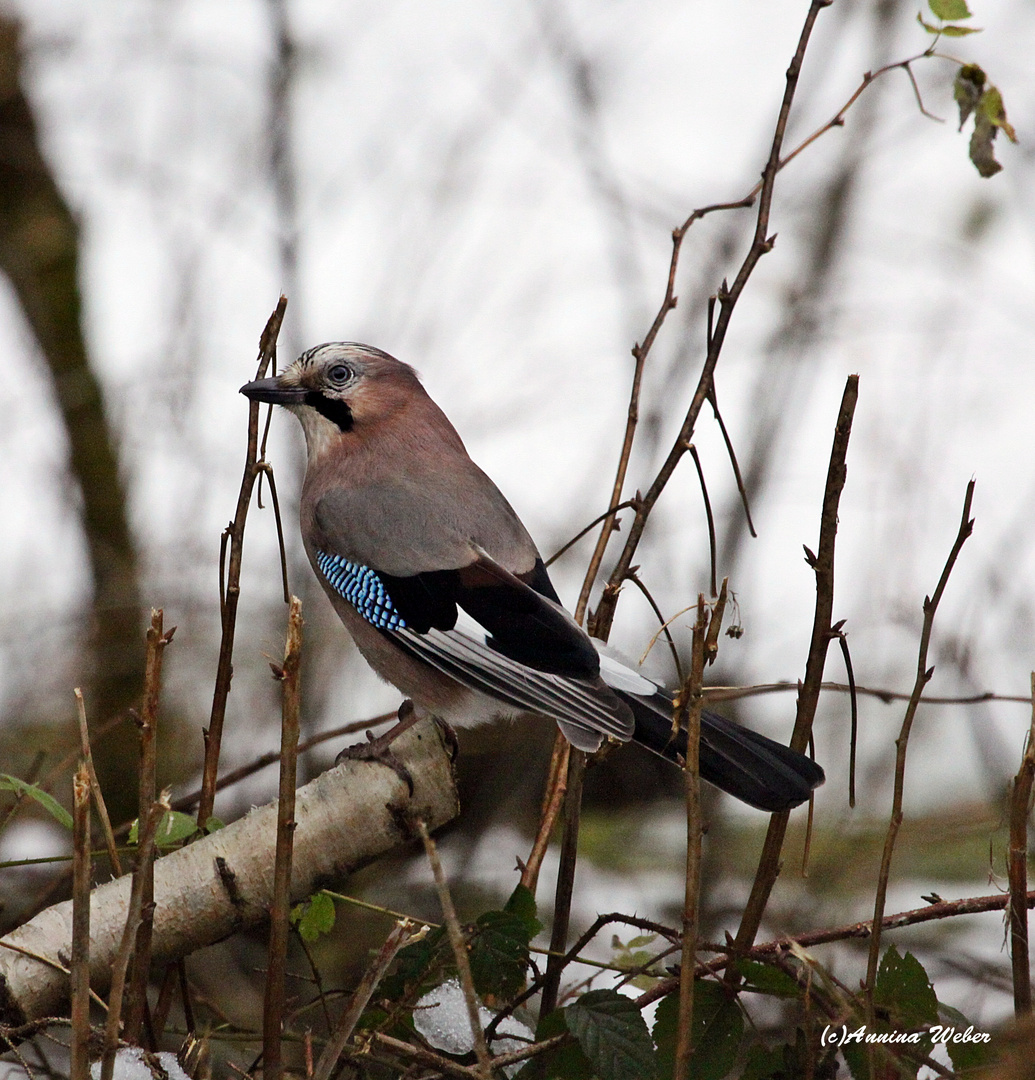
[240,342,424,458]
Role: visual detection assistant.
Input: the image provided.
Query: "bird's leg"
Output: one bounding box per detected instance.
[334,699,426,793]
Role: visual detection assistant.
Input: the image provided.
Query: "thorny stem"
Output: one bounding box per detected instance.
[313,920,427,1080]
[74,688,121,877]
[197,296,287,830]
[262,596,303,1080]
[732,375,857,961]
[99,793,169,1080]
[590,0,834,642]
[69,765,91,1080]
[673,597,707,1080]
[1008,674,1035,1016]
[417,820,493,1080]
[864,482,975,997]
[124,609,172,1047]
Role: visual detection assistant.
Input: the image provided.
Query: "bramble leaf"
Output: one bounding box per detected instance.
[566,989,656,1080]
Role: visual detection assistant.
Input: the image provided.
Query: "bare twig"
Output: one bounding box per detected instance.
[258,462,290,604]
[198,296,287,831]
[674,597,708,1080]
[589,0,834,643]
[639,889,1035,1008]
[416,820,492,1080]
[368,1031,486,1079]
[520,737,569,895]
[125,609,172,1047]
[832,621,859,807]
[168,712,395,817]
[263,595,303,1080]
[70,764,91,1080]
[545,499,637,568]
[538,748,587,1023]
[703,679,1032,707]
[74,689,121,878]
[313,920,428,1080]
[626,570,685,685]
[865,481,975,997]
[1007,673,1035,1017]
[707,382,755,538]
[99,793,169,1080]
[688,446,717,598]
[732,375,856,961]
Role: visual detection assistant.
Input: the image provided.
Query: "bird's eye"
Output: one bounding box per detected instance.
[328,364,351,385]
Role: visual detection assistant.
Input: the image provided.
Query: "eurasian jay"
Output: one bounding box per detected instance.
[241,342,824,811]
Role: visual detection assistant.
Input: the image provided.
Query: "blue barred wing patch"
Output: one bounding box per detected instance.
[316,551,406,630]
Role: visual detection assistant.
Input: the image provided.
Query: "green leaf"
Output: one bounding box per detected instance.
[916,12,942,34]
[128,810,199,848]
[0,773,72,829]
[936,1003,995,1073]
[736,959,801,999]
[875,946,938,1028]
[504,884,543,938]
[978,86,1017,141]
[929,0,971,19]
[291,891,336,942]
[653,983,743,1080]
[611,934,665,991]
[470,909,533,999]
[378,925,447,1001]
[938,24,982,35]
[204,816,225,833]
[515,1008,594,1080]
[0,775,72,831]
[740,1041,788,1080]
[565,989,656,1080]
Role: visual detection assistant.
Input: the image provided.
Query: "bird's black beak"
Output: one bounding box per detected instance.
[239,376,308,405]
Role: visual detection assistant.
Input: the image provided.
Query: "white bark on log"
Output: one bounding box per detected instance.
[0,718,457,1027]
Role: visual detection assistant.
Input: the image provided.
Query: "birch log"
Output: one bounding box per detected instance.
[0,717,458,1028]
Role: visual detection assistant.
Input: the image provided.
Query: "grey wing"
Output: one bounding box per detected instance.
[313,466,538,578]
[391,624,634,745]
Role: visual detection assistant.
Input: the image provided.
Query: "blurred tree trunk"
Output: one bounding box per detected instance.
[0,18,142,820]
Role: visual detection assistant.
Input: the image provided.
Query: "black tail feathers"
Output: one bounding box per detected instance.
[618,688,824,812]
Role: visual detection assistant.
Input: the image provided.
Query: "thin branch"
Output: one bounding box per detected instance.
[416,820,492,1080]
[626,570,685,685]
[590,0,834,642]
[1011,673,1035,1019]
[703,680,1032,707]
[74,689,121,877]
[125,609,172,1047]
[1008,680,1035,1017]
[544,499,637,568]
[69,765,91,1080]
[198,296,287,831]
[832,621,858,808]
[688,446,717,598]
[674,597,707,1080]
[733,374,857,959]
[168,712,395,816]
[520,737,569,895]
[639,889,1035,1007]
[865,481,975,997]
[258,462,290,604]
[99,793,169,1080]
[707,384,755,538]
[313,920,427,1080]
[538,748,587,1023]
[263,595,303,1080]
